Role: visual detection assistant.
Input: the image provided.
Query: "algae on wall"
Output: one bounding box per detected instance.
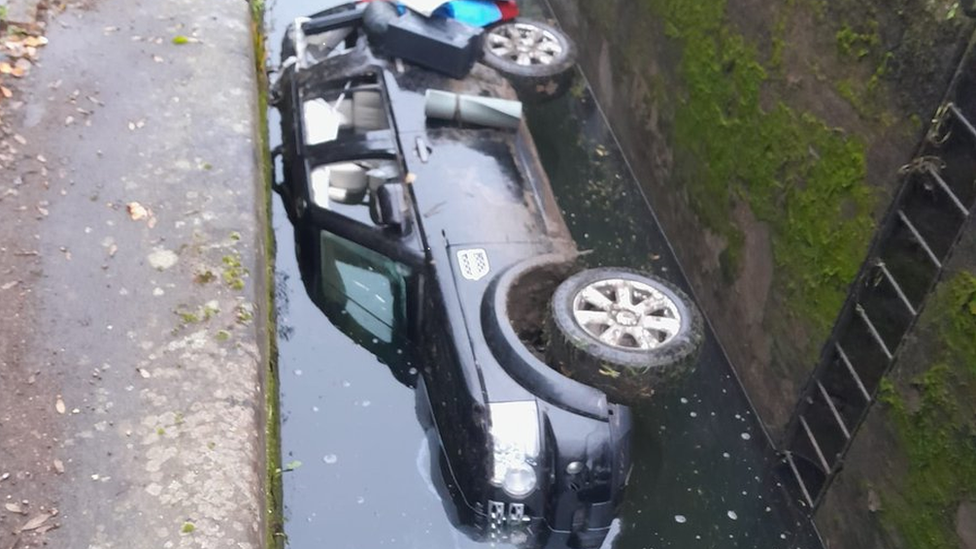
[548,0,973,435]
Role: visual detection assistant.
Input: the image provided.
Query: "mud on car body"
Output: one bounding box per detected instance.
[271,3,704,547]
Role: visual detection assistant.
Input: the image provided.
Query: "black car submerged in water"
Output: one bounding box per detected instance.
[272,3,704,547]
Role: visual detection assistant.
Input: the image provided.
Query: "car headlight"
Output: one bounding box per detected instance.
[489,401,540,499]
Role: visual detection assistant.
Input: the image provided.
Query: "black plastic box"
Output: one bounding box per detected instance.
[384,11,484,79]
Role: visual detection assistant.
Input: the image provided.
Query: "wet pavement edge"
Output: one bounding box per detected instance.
[0,0,270,548]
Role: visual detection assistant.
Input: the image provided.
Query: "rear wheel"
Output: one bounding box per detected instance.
[482,19,577,103]
[546,268,703,405]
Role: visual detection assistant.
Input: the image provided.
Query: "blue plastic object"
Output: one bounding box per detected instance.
[435,0,503,26]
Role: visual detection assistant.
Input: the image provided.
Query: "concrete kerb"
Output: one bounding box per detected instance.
[245,0,286,546]
[1,0,273,547]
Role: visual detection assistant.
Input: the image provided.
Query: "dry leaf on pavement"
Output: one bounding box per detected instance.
[55,397,65,414]
[18,513,50,532]
[23,36,49,48]
[4,503,25,514]
[36,523,59,534]
[126,202,149,220]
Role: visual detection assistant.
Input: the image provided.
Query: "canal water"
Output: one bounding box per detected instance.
[266,1,824,547]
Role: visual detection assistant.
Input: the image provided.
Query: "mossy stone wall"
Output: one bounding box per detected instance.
[548,0,974,436]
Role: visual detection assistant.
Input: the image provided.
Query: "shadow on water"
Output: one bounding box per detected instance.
[267,1,823,547]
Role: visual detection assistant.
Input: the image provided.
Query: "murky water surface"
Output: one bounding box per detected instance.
[268,1,823,547]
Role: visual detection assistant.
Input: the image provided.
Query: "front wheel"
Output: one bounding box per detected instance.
[482,19,577,103]
[545,268,703,405]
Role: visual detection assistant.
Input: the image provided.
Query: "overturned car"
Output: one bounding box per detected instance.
[271,3,704,547]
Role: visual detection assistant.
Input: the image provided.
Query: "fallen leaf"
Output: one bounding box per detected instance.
[127,202,149,220]
[0,62,12,74]
[5,502,24,514]
[55,397,65,414]
[0,86,12,99]
[108,244,118,257]
[53,459,64,474]
[64,116,74,126]
[36,523,59,534]
[137,368,150,379]
[13,134,26,145]
[172,35,190,45]
[23,36,49,48]
[1,281,20,291]
[19,513,50,532]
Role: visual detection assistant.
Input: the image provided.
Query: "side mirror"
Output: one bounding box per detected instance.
[373,183,408,234]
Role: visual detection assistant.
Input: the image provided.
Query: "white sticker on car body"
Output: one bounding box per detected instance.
[457,248,490,281]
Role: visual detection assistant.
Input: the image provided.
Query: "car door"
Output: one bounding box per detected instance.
[287,68,424,381]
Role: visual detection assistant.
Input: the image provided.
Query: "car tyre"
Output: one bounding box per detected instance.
[482,19,577,103]
[546,268,703,405]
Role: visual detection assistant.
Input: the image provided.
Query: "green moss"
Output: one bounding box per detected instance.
[246,1,284,547]
[878,272,976,548]
[177,310,200,324]
[835,53,896,124]
[941,271,976,374]
[222,253,249,290]
[236,303,255,324]
[175,302,219,326]
[769,24,787,75]
[835,22,880,59]
[640,0,875,335]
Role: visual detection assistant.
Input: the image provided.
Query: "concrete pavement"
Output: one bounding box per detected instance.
[0,0,272,548]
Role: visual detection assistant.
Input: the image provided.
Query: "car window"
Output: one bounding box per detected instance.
[302,74,389,145]
[318,230,409,345]
[309,158,400,209]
